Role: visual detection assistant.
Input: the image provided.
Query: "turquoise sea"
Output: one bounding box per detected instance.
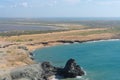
[33,40,120,80]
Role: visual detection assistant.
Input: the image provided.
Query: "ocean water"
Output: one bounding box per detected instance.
[0,24,59,32]
[1,18,120,30]
[33,40,120,80]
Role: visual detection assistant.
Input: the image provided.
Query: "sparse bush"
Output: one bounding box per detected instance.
[16,39,23,42]
[28,39,33,41]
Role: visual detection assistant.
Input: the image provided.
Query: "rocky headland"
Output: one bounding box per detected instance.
[1,59,85,80]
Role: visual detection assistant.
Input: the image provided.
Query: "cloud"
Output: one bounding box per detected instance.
[86,0,93,2]
[20,2,28,8]
[45,0,57,7]
[65,0,81,5]
[94,0,120,5]
[2,0,120,9]
[11,2,31,8]
[53,0,57,4]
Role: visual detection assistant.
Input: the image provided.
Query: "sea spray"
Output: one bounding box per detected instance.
[49,76,59,80]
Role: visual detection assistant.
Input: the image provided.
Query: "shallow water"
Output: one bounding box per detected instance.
[0,24,58,32]
[34,40,120,80]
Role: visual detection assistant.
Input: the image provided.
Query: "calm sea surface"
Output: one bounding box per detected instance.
[0,24,58,32]
[1,18,120,32]
[34,40,120,80]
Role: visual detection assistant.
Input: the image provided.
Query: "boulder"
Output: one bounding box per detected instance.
[10,63,43,80]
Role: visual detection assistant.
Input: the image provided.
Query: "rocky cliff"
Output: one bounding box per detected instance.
[1,59,85,80]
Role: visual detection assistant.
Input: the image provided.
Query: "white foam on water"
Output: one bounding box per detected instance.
[51,78,59,80]
[76,76,89,80]
[85,39,120,43]
[81,67,87,76]
[76,76,82,78]
[85,78,89,80]
[50,75,64,80]
[50,75,59,80]
[64,43,71,45]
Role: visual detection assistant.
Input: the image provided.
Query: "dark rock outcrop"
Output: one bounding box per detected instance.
[57,40,74,43]
[41,58,85,79]
[41,62,57,80]
[59,58,85,78]
[1,59,85,80]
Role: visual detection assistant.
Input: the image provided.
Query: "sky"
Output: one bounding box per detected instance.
[0,0,120,18]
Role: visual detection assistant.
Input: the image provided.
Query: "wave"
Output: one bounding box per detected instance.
[51,78,59,80]
[76,76,89,80]
[51,75,64,80]
[51,76,89,80]
[76,76,82,78]
[50,75,59,80]
[85,39,120,43]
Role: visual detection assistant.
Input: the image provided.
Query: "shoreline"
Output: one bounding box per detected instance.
[0,28,120,77]
[31,38,120,62]
[32,38,120,51]
[31,38,120,53]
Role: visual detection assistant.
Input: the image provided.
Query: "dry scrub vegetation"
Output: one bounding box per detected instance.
[0,28,118,75]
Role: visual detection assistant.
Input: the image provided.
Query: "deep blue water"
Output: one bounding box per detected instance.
[34,40,120,80]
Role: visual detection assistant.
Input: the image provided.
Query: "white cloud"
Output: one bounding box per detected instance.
[20,2,29,8]
[46,0,57,7]
[65,0,81,4]
[86,0,93,2]
[95,0,120,5]
[10,2,31,8]
[53,0,57,4]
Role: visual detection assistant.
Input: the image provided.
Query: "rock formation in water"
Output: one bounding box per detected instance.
[1,59,85,80]
[59,58,85,78]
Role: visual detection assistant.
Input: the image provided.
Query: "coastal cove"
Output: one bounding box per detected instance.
[1,28,120,79]
[33,39,120,80]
